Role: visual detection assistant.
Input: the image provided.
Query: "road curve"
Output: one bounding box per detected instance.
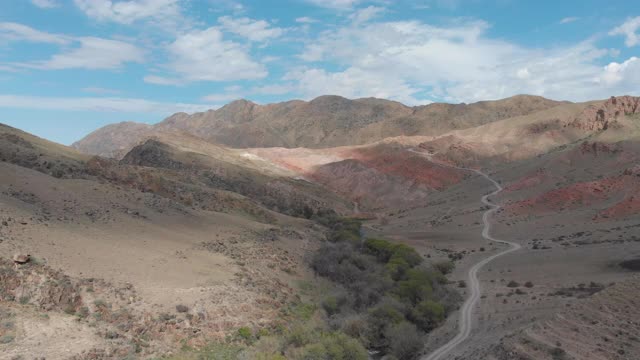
[419,159,522,360]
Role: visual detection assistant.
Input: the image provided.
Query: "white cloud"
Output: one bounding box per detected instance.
[559,17,579,24]
[599,57,640,88]
[30,37,144,70]
[73,0,182,26]
[0,23,143,71]
[293,18,632,103]
[284,67,425,104]
[208,0,245,14]
[31,0,59,9]
[202,85,245,102]
[82,86,122,94]
[143,75,184,86]
[218,16,284,42]
[0,94,214,114]
[295,17,318,24]
[304,0,360,9]
[251,84,294,96]
[516,68,530,79]
[201,93,243,102]
[0,22,69,44]
[349,6,385,24]
[146,27,267,84]
[610,16,640,47]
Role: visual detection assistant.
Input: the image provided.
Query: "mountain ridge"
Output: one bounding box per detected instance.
[72,94,566,158]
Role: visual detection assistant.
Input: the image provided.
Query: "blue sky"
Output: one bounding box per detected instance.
[1,0,639,145]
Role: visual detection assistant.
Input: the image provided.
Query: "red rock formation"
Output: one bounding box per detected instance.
[570,96,640,131]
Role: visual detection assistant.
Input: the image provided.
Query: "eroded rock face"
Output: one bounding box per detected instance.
[570,96,640,131]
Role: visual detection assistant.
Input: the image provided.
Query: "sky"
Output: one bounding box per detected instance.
[1,0,639,145]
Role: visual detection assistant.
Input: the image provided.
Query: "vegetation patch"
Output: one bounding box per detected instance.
[620,258,640,271]
[310,217,460,359]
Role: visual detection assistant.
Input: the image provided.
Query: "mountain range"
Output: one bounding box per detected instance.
[1,94,639,359]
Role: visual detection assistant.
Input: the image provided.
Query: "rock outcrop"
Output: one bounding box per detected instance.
[570,96,640,131]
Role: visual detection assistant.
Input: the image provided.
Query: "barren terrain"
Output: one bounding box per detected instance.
[2,95,640,359]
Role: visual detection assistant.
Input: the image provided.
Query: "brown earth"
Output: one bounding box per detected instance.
[2,94,640,360]
[73,94,562,157]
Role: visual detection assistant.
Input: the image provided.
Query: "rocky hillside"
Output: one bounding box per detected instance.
[73,94,563,158]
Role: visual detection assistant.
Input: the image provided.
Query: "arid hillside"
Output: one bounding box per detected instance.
[73,94,562,158]
[0,123,350,358]
[3,95,640,360]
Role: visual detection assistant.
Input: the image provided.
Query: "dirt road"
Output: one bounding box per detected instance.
[416,155,522,360]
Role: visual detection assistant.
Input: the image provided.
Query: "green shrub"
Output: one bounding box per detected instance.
[434,261,455,275]
[386,255,411,280]
[237,327,253,342]
[365,238,397,262]
[300,332,367,360]
[322,296,340,316]
[256,328,270,338]
[286,325,314,347]
[394,269,436,306]
[365,239,422,268]
[77,306,90,318]
[365,299,406,349]
[392,244,422,268]
[410,300,445,331]
[0,334,14,344]
[385,322,424,360]
[93,299,108,308]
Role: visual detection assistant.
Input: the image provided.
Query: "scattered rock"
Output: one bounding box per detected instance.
[12,253,30,265]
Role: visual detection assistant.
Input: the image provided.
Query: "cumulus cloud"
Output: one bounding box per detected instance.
[610,16,640,47]
[0,22,69,44]
[145,27,267,85]
[0,94,214,113]
[295,17,318,24]
[304,0,361,9]
[292,17,632,103]
[202,85,245,102]
[218,16,284,42]
[73,0,182,27]
[31,0,59,9]
[30,37,144,70]
[0,23,143,71]
[284,67,425,104]
[600,57,640,88]
[559,17,579,24]
[348,6,385,24]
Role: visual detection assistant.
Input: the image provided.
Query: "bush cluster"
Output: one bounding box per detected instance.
[310,218,458,359]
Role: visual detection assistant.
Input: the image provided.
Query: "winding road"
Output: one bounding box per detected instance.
[411,152,522,360]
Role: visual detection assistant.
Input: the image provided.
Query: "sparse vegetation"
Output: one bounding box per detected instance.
[237,327,253,343]
[434,260,455,275]
[0,334,15,344]
[310,217,459,359]
[507,280,520,288]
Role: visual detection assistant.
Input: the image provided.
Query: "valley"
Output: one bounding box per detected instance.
[1,95,640,359]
